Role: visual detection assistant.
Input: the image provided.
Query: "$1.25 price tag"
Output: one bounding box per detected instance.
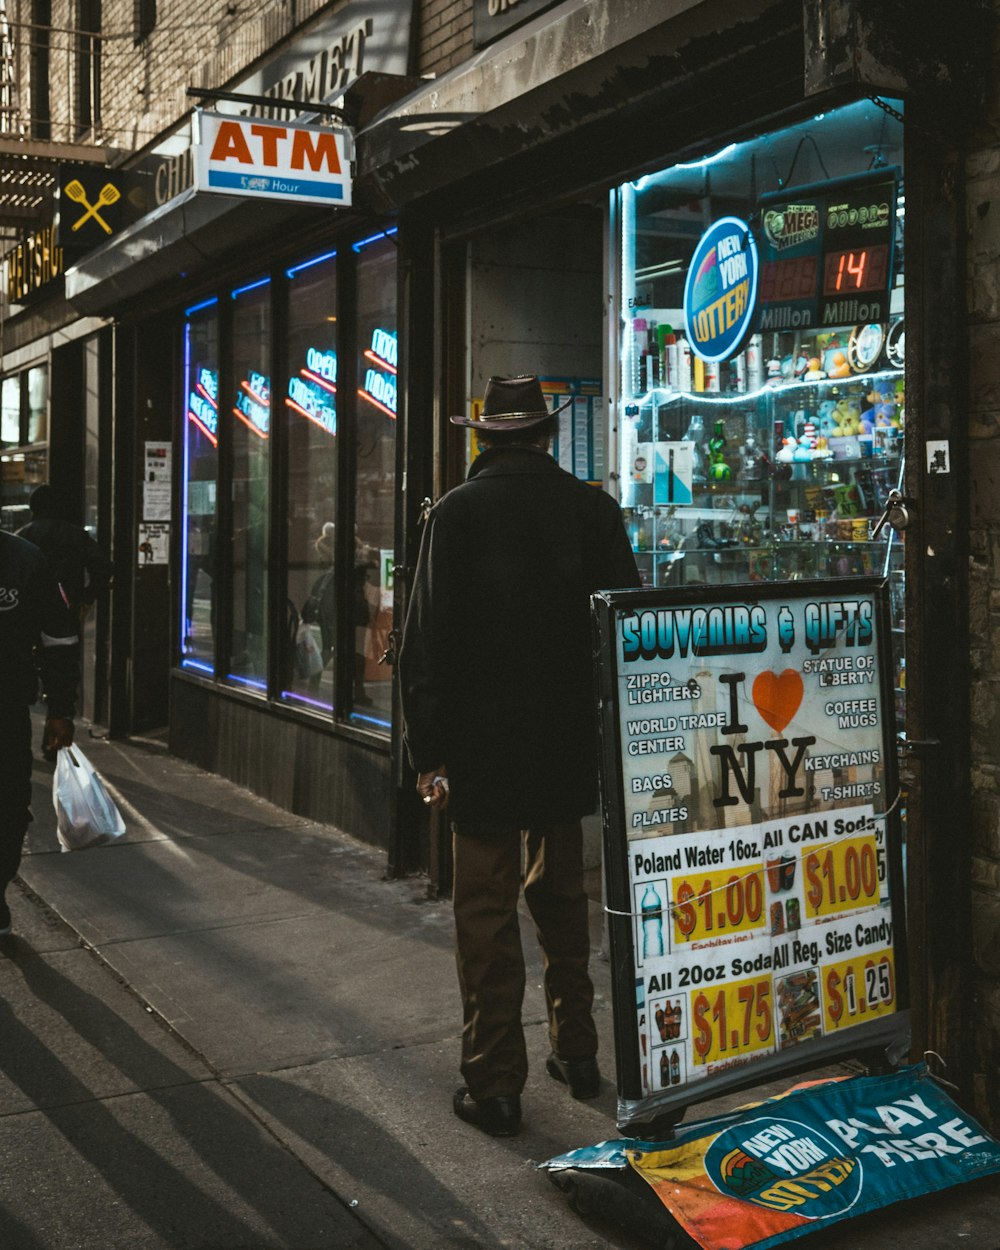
[691,974,774,1066]
[823,950,896,1032]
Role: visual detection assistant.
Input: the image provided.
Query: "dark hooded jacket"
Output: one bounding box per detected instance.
[0,531,80,717]
[399,444,639,830]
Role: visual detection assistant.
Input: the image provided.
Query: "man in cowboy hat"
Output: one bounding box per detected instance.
[399,375,639,1137]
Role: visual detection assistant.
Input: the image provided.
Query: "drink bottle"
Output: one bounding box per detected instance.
[641,884,664,959]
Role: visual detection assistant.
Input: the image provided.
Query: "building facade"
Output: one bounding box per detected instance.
[0,0,997,1129]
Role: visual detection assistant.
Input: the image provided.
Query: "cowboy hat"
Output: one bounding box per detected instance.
[450,375,573,430]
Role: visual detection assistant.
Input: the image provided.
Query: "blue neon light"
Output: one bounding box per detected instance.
[232,276,271,298]
[227,672,267,692]
[350,708,390,730]
[352,226,398,253]
[181,323,192,660]
[181,658,215,676]
[185,295,219,316]
[286,248,338,278]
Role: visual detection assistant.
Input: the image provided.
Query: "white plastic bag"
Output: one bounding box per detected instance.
[295,620,324,678]
[52,746,126,851]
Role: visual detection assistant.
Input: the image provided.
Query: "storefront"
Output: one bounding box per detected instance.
[0,224,115,725]
[171,224,399,841]
[60,0,418,844]
[356,0,979,1106]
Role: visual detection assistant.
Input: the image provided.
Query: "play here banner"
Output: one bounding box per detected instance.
[542,1063,1000,1249]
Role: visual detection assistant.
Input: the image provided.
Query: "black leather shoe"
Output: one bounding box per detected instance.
[546,1052,601,1100]
[453,1086,522,1137]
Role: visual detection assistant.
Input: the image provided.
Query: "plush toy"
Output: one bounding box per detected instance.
[825,349,851,379]
[835,397,862,435]
[875,389,899,429]
[766,358,783,386]
[804,356,826,381]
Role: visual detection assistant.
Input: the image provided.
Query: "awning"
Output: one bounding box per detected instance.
[63,184,338,314]
[354,0,797,213]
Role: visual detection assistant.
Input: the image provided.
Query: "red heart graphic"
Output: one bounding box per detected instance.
[752,669,804,735]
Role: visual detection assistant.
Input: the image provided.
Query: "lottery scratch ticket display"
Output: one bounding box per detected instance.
[592,578,908,1133]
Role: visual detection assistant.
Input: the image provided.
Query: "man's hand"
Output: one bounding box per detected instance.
[416,766,449,810]
[43,717,74,762]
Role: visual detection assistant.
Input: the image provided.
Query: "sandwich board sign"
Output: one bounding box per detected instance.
[194,110,353,206]
[591,578,908,1134]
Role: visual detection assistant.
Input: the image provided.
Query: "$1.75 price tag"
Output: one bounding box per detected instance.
[691,974,774,1066]
[823,950,896,1032]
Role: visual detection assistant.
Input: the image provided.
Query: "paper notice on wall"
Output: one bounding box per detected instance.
[143,441,172,521]
[138,523,169,566]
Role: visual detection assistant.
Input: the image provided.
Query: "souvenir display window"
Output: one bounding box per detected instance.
[616,98,906,733]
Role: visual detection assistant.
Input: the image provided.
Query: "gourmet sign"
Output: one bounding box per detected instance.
[593,580,907,1132]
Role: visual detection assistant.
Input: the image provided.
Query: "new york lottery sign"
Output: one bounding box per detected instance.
[194,111,352,206]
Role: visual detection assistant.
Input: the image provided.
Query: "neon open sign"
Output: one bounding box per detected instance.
[234,370,270,437]
[188,367,219,444]
[359,327,397,418]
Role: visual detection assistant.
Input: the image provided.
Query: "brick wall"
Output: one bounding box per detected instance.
[12,0,431,155]
[416,0,471,76]
[8,1,473,155]
[966,13,1000,1130]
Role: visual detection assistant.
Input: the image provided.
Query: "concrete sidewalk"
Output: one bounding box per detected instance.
[3,718,999,1249]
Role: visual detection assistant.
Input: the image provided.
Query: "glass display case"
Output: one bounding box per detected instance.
[615,97,907,731]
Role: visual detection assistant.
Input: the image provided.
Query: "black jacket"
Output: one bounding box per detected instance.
[399,445,639,829]
[0,531,80,717]
[16,517,113,609]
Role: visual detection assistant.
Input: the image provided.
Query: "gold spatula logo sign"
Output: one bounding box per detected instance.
[64,179,120,234]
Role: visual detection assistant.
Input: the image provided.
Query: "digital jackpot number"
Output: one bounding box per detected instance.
[672,864,766,944]
[803,836,879,920]
[823,950,896,1033]
[821,243,889,296]
[691,975,774,1066]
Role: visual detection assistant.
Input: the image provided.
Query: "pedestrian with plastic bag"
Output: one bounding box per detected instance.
[0,526,80,935]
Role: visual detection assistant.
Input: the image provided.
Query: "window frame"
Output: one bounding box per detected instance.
[176,228,399,743]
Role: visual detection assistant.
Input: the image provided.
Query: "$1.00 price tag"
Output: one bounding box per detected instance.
[823,950,896,1033]
[672,864,766,944]
[803,836,879,920]
[691,974,773,1066]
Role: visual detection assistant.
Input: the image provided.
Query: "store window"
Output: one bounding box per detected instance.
[616,98,906,728]
[0,363,49,528]
[1,376,18,443]
[27,364,48,444]
[181,300,219,674]
[228,278,271,690]
[283,250,339,710]
[178,230,398,740]
[352,232,397,729]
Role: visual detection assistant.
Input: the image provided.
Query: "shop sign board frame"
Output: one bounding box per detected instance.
[194,111,353,206]
[592,578,909,1134]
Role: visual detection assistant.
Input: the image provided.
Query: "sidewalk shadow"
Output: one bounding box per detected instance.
[2,943,374,1248]
[242,1072,521,1250]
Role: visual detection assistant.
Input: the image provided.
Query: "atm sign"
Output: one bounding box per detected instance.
[194,110,352,207]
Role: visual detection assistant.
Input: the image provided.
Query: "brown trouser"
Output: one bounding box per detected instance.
[452,819,597,1101]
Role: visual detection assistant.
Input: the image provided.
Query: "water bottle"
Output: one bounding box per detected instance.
[641,884,664,959]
